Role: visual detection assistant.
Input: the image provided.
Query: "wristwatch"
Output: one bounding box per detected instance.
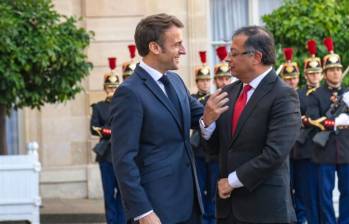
[199,117,208,128]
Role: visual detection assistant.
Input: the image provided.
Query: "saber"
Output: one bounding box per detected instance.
[342,65,349,78]
[275,64,283,75]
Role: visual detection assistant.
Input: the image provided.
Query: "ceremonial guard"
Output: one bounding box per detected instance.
[214,46,233,89]
[191,51,218,224]
[292,40,323,224]
[122,44,137,81]
[279,48,300,90]
[90,57,125,224]
[305,37,349,224]
[279,48,306,224]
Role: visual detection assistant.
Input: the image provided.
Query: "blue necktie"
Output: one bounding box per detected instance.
[159,75,182,122]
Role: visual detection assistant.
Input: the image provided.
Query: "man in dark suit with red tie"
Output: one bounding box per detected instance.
[201,26,301,224]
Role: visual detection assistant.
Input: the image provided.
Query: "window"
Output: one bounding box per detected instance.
[209,0,283,67]
[258,0,283,25]
[6,110,19,155]
[210,0,249,45]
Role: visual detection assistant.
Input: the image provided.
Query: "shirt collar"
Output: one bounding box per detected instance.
[326,82,342,91]
[139,60,164,82]
[247,66,272,89]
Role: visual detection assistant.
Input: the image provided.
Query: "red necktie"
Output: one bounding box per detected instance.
[232,84,252,135]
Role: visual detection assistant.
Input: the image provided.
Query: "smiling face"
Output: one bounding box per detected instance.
[156,25,186,72]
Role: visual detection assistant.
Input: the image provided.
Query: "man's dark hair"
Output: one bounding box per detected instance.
[134,13,184,57]
[233,26,276,65]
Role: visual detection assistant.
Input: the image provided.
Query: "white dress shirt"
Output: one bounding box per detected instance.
[139,60,168,96]
[200,67,272,188]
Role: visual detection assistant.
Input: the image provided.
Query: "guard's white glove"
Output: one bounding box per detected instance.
[342,91,349,107]
[335,113,349,131]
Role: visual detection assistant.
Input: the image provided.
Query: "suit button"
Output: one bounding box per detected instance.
[186,162,190,167]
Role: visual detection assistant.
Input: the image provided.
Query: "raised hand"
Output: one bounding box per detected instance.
[202,89,229,126]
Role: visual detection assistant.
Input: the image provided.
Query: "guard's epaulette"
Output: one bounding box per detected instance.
[198,93,210,102]
[306,87,318,96]
[198,95,206,101]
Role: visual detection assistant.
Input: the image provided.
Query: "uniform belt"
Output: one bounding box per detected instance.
[337,125,349,130]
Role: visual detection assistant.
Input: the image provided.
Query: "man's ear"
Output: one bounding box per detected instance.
[148,41,161,55]
[253,51,263,65]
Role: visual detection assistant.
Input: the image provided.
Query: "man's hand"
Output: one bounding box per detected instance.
[218,178,234,199]
[203,89,229,126]
[139,212,161,224]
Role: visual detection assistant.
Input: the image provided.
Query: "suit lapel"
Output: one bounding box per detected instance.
[168,74,188,133]
[230,71,277,147]
[135,65,183,132]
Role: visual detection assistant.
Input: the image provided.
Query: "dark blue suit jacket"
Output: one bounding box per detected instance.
[110,64,204,223]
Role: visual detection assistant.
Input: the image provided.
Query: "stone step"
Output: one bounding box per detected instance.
[40,198,106,224]
[41,213,105,224]
[0,199,106,224]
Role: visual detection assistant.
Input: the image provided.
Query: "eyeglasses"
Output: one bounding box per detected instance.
[229,50,255,58]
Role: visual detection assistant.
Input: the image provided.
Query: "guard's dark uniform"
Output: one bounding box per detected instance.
[292,86,320,224]
[308,85,349,163]
[306,37,349,224]
[191,51,219,224]
[307,84,349,224]
[90,57,126,224]
[91,100,113,162]
[293,86,318,159]
[279,48,307,224]
[289,40,322,224]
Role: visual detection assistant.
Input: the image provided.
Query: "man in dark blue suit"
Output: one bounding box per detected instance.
[110,14,228,224]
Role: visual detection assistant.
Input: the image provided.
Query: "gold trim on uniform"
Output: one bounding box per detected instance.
[306,87,318,96]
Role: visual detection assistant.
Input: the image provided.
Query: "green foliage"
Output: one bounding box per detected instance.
[0,0,93,113]
[263,0,349,86]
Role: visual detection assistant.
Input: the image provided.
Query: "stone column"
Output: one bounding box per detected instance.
[187,0,211,92]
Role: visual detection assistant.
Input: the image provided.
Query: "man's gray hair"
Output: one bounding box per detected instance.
[233,26,276,65]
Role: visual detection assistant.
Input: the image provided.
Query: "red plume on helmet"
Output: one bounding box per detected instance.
[324,37,334,53]
[216,46,227,62]
[199,51,207,64]
[128,45,136,59]
[108,57,116,70]
[322,37,342,70]
[307,40,317,56]
[283,48,293,62]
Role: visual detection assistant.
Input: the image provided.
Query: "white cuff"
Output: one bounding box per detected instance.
[335,113,349,131]
[228,171,244,188]
[134,210,153,221]
[199,117,216,140]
